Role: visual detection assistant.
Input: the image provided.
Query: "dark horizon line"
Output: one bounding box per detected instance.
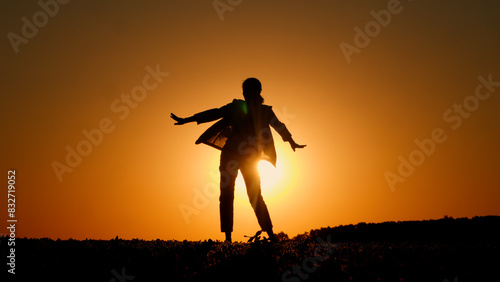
[7,214,499,241]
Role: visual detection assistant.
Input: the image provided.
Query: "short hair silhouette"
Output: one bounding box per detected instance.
[242,77,264,104]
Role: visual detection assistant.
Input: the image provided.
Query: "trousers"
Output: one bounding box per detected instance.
[219,149,273,233]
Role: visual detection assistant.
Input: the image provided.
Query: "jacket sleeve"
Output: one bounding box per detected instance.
[192,104,228,124]
[268,108,293,142]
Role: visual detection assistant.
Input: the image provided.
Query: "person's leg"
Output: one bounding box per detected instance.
[240,160,274,236]
[224,231,232,243]
[219,151,239,242]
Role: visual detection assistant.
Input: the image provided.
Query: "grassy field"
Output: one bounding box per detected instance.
[2,216,499,281]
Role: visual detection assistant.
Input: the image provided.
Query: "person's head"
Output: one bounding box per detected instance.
[242,77,264,104]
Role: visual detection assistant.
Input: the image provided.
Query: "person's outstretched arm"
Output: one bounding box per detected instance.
[269,110,306,152]
[170,113,195,125]
[171,106,227,125]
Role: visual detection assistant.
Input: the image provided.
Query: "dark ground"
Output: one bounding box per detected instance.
[2,216,499,282]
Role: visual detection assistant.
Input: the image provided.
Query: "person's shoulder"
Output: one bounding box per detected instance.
[231,99,245,104]
[231,99,249,109]
[221,99,245,113]
[262,104,273,112]
[221,99,243,108]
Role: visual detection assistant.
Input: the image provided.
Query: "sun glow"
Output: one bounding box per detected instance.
[234,142,296,204]
[258,160,284,193]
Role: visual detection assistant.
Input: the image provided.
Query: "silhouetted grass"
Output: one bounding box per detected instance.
[2,216,499,282]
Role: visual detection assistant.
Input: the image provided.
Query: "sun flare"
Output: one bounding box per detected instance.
[258,160,284,193]
[234,142,296,204]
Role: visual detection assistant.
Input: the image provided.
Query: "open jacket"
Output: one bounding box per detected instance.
[193,99,293,166]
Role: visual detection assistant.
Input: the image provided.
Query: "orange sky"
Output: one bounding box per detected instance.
[1,0,499,241]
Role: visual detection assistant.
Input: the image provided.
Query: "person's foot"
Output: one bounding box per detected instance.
[267,231,278,243]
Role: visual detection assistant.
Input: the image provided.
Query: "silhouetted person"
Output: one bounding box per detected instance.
[171,78,305,242]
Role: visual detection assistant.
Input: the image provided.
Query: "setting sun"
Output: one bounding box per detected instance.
[234,142,296,204]
[258,160,283,193]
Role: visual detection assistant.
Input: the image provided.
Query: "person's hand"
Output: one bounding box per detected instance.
[171,113,186,125]
[290,141,306,152]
